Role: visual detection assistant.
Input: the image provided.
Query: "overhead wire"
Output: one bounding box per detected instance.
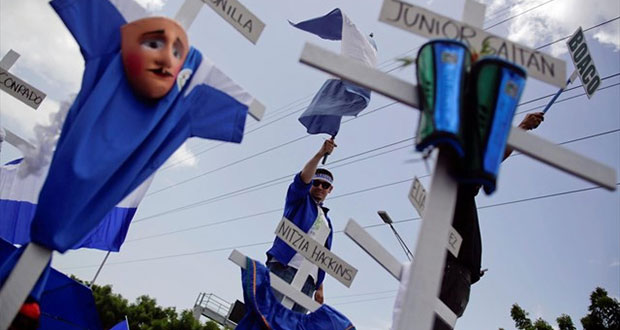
[145,74,619,200]
[62,182,620,270]
[483,0,556,30]
[126,127,619,242]
[155,15,620,179]
[161,1,608,170]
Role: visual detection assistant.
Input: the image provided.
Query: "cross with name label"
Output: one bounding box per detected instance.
[229,216,358,312]
[0,1,267,327]
[296,0,616,329]
[0,50,47,111]
[175,0,265,45]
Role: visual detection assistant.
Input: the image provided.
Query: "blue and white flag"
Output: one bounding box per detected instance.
[0,158,153,252]
[292,8,377,136]
[110,319,130,330]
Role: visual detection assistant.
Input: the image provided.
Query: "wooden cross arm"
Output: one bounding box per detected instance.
[299,43,617,191]
[343,219,457,327]
[509,128,616,191]
[228,249,321,312]
[2,127,36,154]
[300,43,419,108]
[0,243,52,330]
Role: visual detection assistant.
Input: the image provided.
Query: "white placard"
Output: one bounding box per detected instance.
[566,27,600,98]
[408,176,427,216]
[201,0,265,44]
[0,68,46,110]
[447,227,462,258]
[379,0,567,88]
[275,217,358,287]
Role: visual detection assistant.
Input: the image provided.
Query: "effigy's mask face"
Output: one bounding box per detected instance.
[121,17,189,99]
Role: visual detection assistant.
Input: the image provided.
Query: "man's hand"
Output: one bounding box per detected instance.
[319,137,337,158]
[301,138,338,183]
[314,284,324,304]
[518,112,544,131]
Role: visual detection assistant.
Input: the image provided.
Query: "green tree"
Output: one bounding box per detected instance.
[91,284,130,329]
[509,304,561,330]
[557,314,576,330]
[79,276,225,330]
[581,287,620,330]
[506,287,619,330]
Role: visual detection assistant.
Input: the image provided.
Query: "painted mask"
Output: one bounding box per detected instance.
[121,17,189,99]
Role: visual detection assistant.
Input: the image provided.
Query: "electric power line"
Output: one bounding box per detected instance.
[162,7,620,170]
[62,182,620,270]
[484,0,556,30]
[128,128,619,243]
[145,76,620,201]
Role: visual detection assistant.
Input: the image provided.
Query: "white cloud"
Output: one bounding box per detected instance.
[0,93,61,142]
[609,260,620,267]
[482,0,620,56]
[0,0,84,93]
[164,142,198,168]
[134,0,167,12]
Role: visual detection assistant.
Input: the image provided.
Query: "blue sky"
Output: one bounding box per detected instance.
[1,0,619,329]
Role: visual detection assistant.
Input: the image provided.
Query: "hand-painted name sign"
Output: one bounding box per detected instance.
[0,69,46,110]
[379,0,567,88]
[275,217,358,287]
[566,27,600,99]
[408,176,427,216]
[407,177,462,257]
[202,0,265,44]
[446,227,462,258]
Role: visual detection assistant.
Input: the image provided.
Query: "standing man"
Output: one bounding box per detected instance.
[266,138,337,313]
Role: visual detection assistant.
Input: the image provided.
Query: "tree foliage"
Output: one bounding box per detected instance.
[506,287,619,330]
[510,304,554,330]
[74,276,223,330]
[581,287,620,330]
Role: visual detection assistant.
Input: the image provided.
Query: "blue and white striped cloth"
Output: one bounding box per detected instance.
[0,158,153,251]
[292,9,377,136]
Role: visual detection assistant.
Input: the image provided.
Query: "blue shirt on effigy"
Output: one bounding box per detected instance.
[237,257,355,330]
[266,173,334,289]
[30,0,248,252]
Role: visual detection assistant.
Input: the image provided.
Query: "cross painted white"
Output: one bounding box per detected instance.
[297,1,616,329]
[175,0,264,45]
[0,50,47,110]
[229,216,358,313]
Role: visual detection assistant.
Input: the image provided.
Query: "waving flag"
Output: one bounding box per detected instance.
[0,158,153,251]
[292,8,377,136]
[110,319,129,330]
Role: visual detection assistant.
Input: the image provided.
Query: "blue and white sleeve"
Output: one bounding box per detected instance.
[50,0,126,59]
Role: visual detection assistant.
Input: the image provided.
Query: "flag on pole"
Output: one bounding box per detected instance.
[110,319,130,330]
[0,158,153,251]
[292,8,377,136]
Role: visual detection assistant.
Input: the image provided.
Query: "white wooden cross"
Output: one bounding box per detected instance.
[175,0,265,45]
[0,127,36,156]
[0,2,266,327]
[296,1,617,329]
[229,216,359,313]
[277,216,331,309]
[0,50,47,111]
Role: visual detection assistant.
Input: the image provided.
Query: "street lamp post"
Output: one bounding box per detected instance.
[377,211,413,261]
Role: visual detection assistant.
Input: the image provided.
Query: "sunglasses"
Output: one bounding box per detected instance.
[312,180,332,189]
